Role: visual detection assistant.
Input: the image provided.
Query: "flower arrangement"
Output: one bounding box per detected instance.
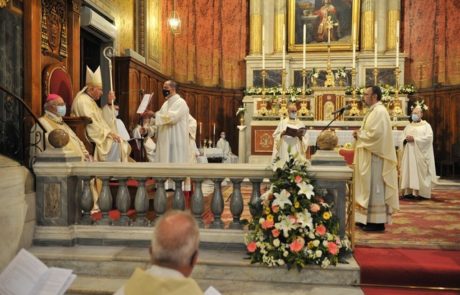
[245,86,313,96]
[399,84,416,95]
[236,106,246,117]
[344,86,365,95]
[411,100,428,111]
[309,68,319,80]
[245,154,351,270]
[334,67,347,80]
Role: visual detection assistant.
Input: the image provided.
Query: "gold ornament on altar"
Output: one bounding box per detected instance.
[0,0,10,8]
[316,129,338,150]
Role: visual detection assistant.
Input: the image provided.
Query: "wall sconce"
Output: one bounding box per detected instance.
[168,0,181,34]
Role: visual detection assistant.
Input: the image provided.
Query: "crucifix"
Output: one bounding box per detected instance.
[325,15,338,87]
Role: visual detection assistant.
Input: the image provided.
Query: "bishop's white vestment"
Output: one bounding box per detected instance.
[399,120,436,198]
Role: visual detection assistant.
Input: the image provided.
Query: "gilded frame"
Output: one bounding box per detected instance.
[288,0,360,52]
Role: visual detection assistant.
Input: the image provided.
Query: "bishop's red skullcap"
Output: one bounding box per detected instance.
[46,93,61,102]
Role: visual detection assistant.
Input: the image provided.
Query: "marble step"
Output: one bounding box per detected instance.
[29,245,360,288]
[67,275,364,295]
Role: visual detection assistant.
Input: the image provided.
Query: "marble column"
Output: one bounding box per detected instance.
[361,0,375,51]
[249,0,263,55]
[273,0,286,53]
[375,0,388,52]
[386,0,401,50]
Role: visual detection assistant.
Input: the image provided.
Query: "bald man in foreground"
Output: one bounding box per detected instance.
[114,210,203,295]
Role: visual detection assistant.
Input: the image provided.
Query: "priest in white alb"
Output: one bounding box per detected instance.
[399,105,436,199]
[155,80,190,163]
[71,67,130,162]
[272,103,309,163]
[353,86,399,232]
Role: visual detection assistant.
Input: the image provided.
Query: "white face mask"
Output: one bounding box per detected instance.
[411,114,420,122]
[289,112,297,119]
[114,110,119,117]
[56,105,66,117]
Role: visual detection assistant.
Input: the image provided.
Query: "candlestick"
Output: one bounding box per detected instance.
[302,24,306,69]
[395,20,400,68]
[352,24,356,69]
[262,24,265,69]
[374,21,378,68]
[199,122,202,135]
[213,123,216,135]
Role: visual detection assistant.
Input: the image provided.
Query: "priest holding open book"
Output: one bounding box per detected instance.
[272,103,309,163]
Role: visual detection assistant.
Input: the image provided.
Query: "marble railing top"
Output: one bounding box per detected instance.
[33,161,352,180]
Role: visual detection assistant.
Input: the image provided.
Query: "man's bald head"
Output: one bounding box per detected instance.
[150,210,200,274]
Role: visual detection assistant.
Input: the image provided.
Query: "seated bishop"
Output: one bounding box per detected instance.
[272,103,309,163]
[71,66,130,162]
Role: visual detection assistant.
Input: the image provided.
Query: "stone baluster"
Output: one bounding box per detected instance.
[210,178,224,229]
[98,177,113,225]
[115,178,131,226]
[191,178,204,227]
[229,178,243,229]
[79,176,93,225]
[134,178,148,226]
[249,178,263,217]
[172,178,185,210]
[154,178,167,219]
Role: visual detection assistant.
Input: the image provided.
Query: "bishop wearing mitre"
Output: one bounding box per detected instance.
[71,66,130,162]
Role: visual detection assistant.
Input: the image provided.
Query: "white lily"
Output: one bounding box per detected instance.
[272,189,292,209]
[260,185,273,201]
[272,159,285,172]
[275,216,297,237]
[297,182,314,199]
[296,210,313,230]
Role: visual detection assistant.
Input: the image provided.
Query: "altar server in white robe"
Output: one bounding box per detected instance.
[353,86,399,232]
[399,106,436,199]
[71,66,130,162]
[272,103,309,163]
[102,104,131,141]
[155,80,190,164]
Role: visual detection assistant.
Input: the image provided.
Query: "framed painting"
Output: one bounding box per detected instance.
[288,0,360,52]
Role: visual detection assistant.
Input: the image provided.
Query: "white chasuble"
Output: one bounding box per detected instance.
[399,120,436,198]
[272,118,309,163]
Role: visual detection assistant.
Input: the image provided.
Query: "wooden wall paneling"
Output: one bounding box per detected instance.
[68,0,80,95]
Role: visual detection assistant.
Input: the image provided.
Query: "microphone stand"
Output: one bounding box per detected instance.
[314,108,346,153]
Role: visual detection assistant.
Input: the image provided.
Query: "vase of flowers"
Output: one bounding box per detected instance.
[236,106,246,125]
[245,154,351,270]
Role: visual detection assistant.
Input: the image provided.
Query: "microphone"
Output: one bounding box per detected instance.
[332,104,352,115]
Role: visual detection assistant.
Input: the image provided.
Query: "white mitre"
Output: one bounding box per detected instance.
[86,66,103,87]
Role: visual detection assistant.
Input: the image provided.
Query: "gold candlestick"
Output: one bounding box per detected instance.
[259,69,268,116]
[373,67,379,85]
[278,69,288,117]
[298,68,309,116]
[392,67,403,117]
[349,67,360,116]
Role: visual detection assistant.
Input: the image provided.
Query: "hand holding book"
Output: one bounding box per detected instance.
[284,126,307,138]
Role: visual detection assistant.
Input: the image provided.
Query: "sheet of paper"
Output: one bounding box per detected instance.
[136,93,153,114]
[116,118,130,141]
[34,267,75,295]
[204,286,222,295]
[0,249,48,295]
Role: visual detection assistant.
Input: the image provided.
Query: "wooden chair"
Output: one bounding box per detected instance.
[42,63,93,154]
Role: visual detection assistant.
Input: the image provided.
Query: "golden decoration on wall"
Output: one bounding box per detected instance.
[0,0,10,8]
[41,0,68,60]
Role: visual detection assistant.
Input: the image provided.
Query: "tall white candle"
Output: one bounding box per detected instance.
[302,24,306,69]
[395,20,400,68]
[199,122,202,135]
[282,24,286,69]
[352,25,356,69]
[262,24,265,69]
[213,123,216,135]
[374,21,378,68]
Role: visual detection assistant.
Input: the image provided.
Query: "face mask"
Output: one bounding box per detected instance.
[56,105,66,117]
[162,89,171,97]
[114,110,119,117]
[411,114,420,122]
[289,112,297,119]
[221,134,225,139]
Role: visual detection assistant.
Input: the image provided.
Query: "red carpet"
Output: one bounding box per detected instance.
[354,247,460,289]
[362,287,460,295]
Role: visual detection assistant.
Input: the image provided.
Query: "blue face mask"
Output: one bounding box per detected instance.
[56,105,66,117]
[411,114,420,122]
[289,112,297,119]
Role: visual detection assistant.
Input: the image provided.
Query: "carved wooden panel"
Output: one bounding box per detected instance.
[41,0,67,60]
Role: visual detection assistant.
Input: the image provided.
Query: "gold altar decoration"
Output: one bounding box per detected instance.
[392,67,403,116]
[324,16,337,88]
[258,69,268,116]
[278,69,288,117]
[348,67,361,116]
[0,0,10,8]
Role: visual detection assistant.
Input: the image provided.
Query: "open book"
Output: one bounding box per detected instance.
[0,249,76,295]
[285,126,307,137]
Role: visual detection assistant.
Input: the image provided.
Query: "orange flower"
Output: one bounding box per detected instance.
[271,228,280,238]
[271,205,280,213]
[262,219,274,229]
[310,203,320,213]
[327,242,339,255]
[289,237,305,253]
[295,175,303,183]
[315,224,327,236]
[247,241,257,253]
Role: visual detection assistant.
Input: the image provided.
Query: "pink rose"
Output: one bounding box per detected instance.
[272,228,280,238]
[315,224,327,236]
[327,242,339,255]
[310,203,321,213]
[288,215,297,224]
[271,205,280,213]
[247,241,257,253]
[289,238,305,253]
[262,219,274,229]
[295,175,303,183]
